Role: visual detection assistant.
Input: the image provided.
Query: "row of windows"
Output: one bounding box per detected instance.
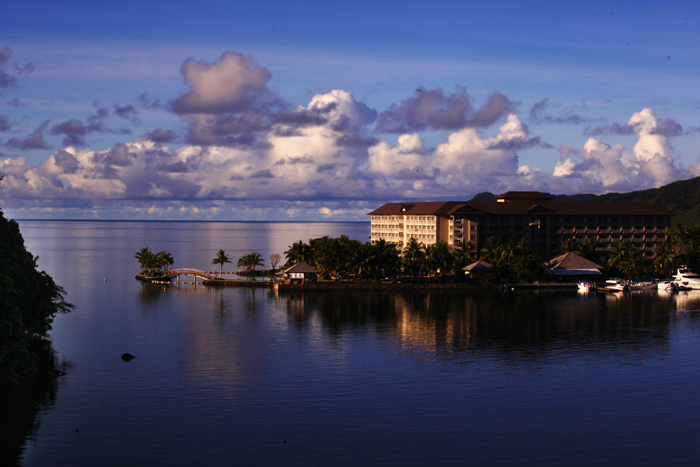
[464,216,669,225]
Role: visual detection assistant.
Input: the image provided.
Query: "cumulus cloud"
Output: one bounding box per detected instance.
[376,87,516,133]
[169,52,378,151]
[2,104,695,210]
[584,108,683,137]
[552,108,688,192]
[170,52,287,147]
[1,48,697,219]
[172,52,277,115]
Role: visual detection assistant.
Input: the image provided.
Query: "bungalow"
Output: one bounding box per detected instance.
[545,252,603,276]
[283,262,320,284]
[462,260,496,275]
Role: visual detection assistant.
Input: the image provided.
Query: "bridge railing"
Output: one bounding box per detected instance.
[161,268,215,280]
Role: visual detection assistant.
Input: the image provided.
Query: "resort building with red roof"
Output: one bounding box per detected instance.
[368,191,673,260]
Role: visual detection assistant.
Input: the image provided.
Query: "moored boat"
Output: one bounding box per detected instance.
[628,279,658,290]
[602,279,627,292]
[577,280,596,292]
[658,280,679,292]
[673,266,700,290]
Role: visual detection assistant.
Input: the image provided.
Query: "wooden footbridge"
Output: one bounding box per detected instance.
[159,268,215,282]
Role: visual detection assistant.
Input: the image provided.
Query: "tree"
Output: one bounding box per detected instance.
[575,237,600,262]
[618,248,646,279]
[479,236,505,264]
[247,252,264,271]
[156,251,174,271]
[425,241,454,276]
[134,247,155,273]
[212,249,231,278]
[607,241,633,272]
[653,241,675,277]
[402,237,425,275]
[452,241,472,271]
[556,238,576,256]
[1,208,73,384]
[284,240,312,266]
[270,253,281,271]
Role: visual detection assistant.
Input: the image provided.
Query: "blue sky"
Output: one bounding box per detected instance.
[1,0,699,220]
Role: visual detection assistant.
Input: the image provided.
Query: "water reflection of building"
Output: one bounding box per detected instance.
[280,291,674,362]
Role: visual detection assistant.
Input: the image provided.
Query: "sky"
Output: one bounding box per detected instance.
[1,0,699,221]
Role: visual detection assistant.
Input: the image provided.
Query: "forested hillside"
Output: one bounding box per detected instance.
[469,176,700,227]
[0,207,73,385]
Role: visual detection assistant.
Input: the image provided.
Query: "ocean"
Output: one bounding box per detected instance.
[9,219,700,466]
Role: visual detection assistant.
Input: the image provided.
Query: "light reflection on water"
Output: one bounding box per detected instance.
[11,220,700,466]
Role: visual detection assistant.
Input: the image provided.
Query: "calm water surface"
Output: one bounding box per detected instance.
[11,220,700,466]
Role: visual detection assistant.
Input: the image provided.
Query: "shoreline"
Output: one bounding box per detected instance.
[136,274,579,291]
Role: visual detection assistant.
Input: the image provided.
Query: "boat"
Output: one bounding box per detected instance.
[602,279,627,292]
[657,280,679,292]
[628,279,658,290]
[673,266,700,290]
[577,280,596,292]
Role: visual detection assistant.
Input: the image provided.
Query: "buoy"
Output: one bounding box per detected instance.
[104,278,107,282]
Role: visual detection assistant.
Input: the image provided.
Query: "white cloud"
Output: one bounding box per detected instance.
[2,100,697,220]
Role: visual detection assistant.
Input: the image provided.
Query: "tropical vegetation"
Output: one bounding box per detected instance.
[238,252,264,272]
[134,247,174,274]
[1,206,73,385]
[211,249,232,278]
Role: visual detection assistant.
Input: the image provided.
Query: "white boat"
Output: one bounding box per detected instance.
[674,266,700,290]
[657,280,679,292]
[628,279,658,290]
[603,279,627,292]
[577,280,596,292]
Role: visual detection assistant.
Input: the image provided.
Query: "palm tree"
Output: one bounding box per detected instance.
[247,252,264,272]
[157,251,174,271]
[452,241,472,271]
[607,241,633,271]
[134,247,159,274]
[575,237,600,262]
[212,249,231,278]
[402,237,425,275]
[618,248,645,279]
[426,241,454,276]
[556,238,576,256]
[480,236,505,264]
[284,240,312,266]
[653,241,675,277]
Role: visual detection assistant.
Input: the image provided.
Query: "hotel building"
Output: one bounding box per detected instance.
[368,191,673,260]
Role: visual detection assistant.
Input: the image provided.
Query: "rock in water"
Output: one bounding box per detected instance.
[121,353,135,362]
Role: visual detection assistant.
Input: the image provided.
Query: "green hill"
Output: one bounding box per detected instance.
[591,176,700,226]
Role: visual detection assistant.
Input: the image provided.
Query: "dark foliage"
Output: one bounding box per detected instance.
[591,176,700,227]
[0,208,73,385]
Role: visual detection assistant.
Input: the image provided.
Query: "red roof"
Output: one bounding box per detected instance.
[496,191,553,201]
[284,262,320,274]
[545,252,603,270]
[368,200,672,217]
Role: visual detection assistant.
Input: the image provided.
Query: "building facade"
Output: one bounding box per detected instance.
[368,192,673,260]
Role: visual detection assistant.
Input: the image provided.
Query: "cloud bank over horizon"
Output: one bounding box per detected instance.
[2,50,699,221]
